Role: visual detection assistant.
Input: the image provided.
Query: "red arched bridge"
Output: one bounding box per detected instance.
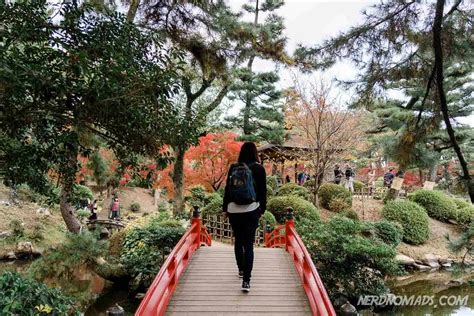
[135,209,335,316]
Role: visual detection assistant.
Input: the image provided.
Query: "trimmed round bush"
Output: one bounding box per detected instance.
[260,211,277,231]
[409,189,457,222]
[452,198,471,210]
[353,180,366,192]
[130,202,141,212]
[318,183,352,210]
[277,183,310,200]
[266,184,274,199]
[303,179,316,189]
[382,200,430,245]
[267,195,319,223]
[328,197,351,213]
[266,176,279,192]
[455,206,474,228]
[371,220,404,246]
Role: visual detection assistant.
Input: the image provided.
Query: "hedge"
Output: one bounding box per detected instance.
[201,193,223,217]
[382,200,430,245]
[277,183,310,199]
[455,206,474,228]
[409,189,457,222]
[353,180,366,192]
[318,183,352,211]
[371,220,404,246]
[267,195,319,223]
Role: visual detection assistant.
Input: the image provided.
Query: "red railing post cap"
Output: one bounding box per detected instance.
[286,207,294,220]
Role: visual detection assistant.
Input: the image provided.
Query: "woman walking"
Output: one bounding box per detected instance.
[223,142,267,292]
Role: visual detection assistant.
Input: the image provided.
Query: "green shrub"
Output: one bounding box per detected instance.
[409,189,457,222]
[130,202,141,213]
[452,198,471,210]
[299,216,398,300]
[187,185,207,208]
[72,184,93,205]
[121,221,185,286]
[267,195,319,223]
[382,200,430,245]
[353,180,366,192]
[371,220,404,246]
[0,272,78,315]
[375,177,385,188]
[303,179,316,189]
[341,209,359,221]
[266,175,279,192]
[266,184,274,199]
[328,197,351,213]
[157,201,169,213]
[29,223,45,242]
[201,193,223,217]
[9,219,25,238]
[16,183,41,202]
[318,183,352,210]
[260,211,277,231]
[76,209,91,220]
[455,206,474,228]
[277,183,310,199]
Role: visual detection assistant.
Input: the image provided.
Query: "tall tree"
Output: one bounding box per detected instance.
[285,78,363,195]
[226,0,287,144]
[0,1,181,231]
[295,0,474,201]
[139,0,290,213]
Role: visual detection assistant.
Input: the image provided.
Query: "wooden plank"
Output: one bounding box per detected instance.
[167,312,310,316]
[166,306,311,312]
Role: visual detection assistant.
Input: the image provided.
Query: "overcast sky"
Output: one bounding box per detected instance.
[227,0,473,126]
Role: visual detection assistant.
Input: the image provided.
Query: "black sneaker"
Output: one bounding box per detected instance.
[238,271,244,278]
[241,281,250,292]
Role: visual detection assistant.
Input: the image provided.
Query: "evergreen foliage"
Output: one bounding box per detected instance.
[317,183,352,210]
[267,195,319,223]
[277,183,310,200]
[409,189,458,222]
[382,200,430,245]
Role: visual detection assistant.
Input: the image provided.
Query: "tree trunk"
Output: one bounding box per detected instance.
[60,148,82,233]
[433,0,474,202]
[127,0,140,23]
[243,0,259,135]
[429,163,438,182]
[172,145,186,215]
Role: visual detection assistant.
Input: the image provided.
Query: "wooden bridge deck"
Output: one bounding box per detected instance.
[166,245,311,315]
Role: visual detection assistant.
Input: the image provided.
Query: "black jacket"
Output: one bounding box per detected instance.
[223,161,267,215]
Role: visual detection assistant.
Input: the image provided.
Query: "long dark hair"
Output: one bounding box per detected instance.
[238,142,259,164]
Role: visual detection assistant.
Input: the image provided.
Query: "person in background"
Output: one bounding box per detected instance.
[285,175,291,183]
[384,168,395,188]
[297,171,307,185]
[89,199,98,220]
[345,164,355,192]
[368,167,376,194]
[223,142,266,293]
[110,196,120,219]
[334,165,343,185]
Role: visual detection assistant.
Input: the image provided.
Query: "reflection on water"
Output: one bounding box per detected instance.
[363,271,474,316]
[84,285,140,316]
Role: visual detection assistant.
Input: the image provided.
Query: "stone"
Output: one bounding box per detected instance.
[441,262,452,268]
[0,231,11,239]
[413,263,431,271]
[333,296,349,309]
[446,279,464,287]
[100,227,110,239]
[135,293,146,299]
[340,302,357,316]
[439,258,453,264]
[36,207,51,216]
[6,251,17,260]
[16,241,33,254]
[106,304,124,316]
[422,254,440,268]
[395,254,415,266]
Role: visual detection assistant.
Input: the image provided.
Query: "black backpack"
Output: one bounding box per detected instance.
[229,162,257,205]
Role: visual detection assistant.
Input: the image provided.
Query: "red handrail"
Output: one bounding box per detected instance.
[135,214,212,316]
[264,210,336,316]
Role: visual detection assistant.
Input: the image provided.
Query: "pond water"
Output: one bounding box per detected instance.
[362,271,474,316]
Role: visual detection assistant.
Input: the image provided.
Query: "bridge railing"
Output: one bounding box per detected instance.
[135,208,212,316]
[265,208,336,316]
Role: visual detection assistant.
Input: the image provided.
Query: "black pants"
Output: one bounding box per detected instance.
[228,209,260,283]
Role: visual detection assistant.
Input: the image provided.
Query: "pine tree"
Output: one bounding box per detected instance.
[295,1,473,201]
[226,0,287,144]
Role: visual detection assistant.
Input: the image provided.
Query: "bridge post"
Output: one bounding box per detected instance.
[192,206,202,249]
[264,223,272,247]
[285,207,294,252]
